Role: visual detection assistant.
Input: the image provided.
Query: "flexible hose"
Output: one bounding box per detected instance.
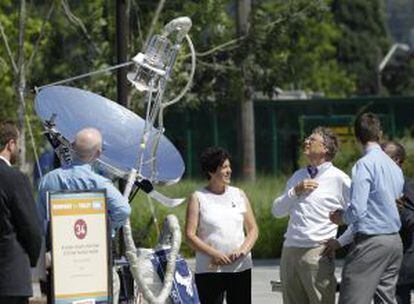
[123,214,181,303]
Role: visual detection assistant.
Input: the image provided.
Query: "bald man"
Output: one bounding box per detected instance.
[38,127,131,303]
[38,127,131,233]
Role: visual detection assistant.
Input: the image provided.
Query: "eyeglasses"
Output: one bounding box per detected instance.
[305,134,326,147]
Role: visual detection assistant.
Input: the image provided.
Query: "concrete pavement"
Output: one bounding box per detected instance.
[252,259,343,304]
[252,259,282,303]
[30,259,345,303]
[31,258,412,303]
[250,259,343,304]
[188,258,342,303]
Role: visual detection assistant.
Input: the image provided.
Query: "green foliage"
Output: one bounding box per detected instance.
[400,135,414,179]
[129,179,202,256]
[332,0,391,95]
[332,140,362,174]
[36,1,117,98]
[137,0,357,108]
[382,56,414,96]
[0,0,387,162]
[0,1,51,120]
[236,176,288,258]
[253,0,355,97]
[0,1,119,159]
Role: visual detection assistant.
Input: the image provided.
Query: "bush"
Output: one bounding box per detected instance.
[400,135,414,179]
[233,176,288,258]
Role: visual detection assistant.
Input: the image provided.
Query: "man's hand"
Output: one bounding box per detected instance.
[329,209,345,226]
[294,179,319,196]
[321,239,341,258]
[396,196,407,212]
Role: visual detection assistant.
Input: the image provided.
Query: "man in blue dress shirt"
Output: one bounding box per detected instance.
[330,113,404,304]
[38,127,131,234]
[38,127,131,303]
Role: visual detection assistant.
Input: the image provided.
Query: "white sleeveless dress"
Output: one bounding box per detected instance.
[194,185,253,274]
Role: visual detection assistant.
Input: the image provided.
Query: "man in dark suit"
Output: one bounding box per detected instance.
[382,141,414,304]
[0,121,42,304]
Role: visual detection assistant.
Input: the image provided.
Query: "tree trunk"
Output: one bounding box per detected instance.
[116,0,129,190]
[17,0,27,172]
[116,0,129,108]
[116,0,129,256]
[236,0,256,181]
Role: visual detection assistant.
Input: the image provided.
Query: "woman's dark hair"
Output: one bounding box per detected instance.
[200,147,231,179]
[354,112,381,144]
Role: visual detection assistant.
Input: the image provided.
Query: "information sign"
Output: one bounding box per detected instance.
[49,190,111,304]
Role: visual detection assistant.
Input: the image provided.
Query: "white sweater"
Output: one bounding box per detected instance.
[272,162,353,247]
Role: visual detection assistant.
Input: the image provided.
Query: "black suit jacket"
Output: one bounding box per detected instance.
[0,159,42,296]
[398,180,414,285]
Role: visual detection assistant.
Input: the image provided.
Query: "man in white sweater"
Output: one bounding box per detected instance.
[272,127,352,304]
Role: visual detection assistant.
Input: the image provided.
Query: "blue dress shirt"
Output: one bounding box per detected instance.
[38,161,131,234]
[344,143,404,235]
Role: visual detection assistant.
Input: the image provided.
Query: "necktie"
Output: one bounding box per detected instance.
[307,166,318,178]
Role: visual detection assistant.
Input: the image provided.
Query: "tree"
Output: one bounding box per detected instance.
[382,52,414,95]
[250,0,355,97]
[382,0,414,96]
[0,0,53,170]
[0,0,358,176]
[332,0,391,95]
[386,0,414,44]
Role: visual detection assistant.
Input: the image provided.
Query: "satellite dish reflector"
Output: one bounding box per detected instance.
[34,85,185,184]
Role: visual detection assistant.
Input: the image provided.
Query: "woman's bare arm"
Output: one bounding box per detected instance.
[230,190,259,261]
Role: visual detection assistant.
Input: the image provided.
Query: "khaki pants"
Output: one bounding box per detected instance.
[280,245,336,304]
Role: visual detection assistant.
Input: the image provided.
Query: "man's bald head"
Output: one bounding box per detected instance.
[73,128,103,162]
[381,141,406,167]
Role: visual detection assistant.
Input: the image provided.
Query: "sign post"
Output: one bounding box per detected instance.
[48,190,111,304]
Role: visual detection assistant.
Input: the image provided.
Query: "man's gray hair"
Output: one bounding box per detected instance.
[381,141,406,166]
[313,126,339,161]
[73,128,102,162]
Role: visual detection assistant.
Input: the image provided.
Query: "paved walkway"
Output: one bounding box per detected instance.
[252,259,282,303]
[30,258,414,303]
[29,259,360,304]
[188,258,342,303]
[250,259,343,304]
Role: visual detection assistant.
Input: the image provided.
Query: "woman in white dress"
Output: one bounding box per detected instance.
[185,147,258,304]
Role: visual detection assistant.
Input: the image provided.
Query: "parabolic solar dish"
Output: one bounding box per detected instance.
[35,85,185,184]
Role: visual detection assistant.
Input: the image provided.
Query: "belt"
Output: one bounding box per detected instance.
[354,232,398,244]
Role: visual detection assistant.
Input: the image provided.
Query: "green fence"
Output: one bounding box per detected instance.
[164,96,414,178]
